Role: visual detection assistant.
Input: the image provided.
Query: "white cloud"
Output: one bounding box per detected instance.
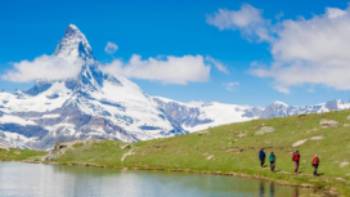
[207,4,273,42]
[206,56,230,74]
[224,81,240,92]
[211,4,350,93]
[251,5,350,92]
[103,54,211,85]
[2,55,82,82]
[326,7,347,19]
[3,53,225,85]
[104,41,119,54]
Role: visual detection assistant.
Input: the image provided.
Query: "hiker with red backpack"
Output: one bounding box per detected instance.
[292,150,301,174]
[312,154,320,176]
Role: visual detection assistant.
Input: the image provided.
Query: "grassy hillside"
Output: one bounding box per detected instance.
[50,110,350,196]
[0,148,46,161]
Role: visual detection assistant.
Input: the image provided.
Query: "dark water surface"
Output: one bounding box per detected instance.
[0,162,316,197]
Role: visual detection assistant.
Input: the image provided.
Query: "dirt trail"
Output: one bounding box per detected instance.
[121,148,135,162]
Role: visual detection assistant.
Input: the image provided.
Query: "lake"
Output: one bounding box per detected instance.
[0,162,316,197]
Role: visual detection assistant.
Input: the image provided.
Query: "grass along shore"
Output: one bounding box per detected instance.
[0,148,45,161]
[47,110,350,196]
[2,109,350,196]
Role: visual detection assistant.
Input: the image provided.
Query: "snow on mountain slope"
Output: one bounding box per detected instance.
[155,97,350,132]
[0,24,184,149]
[154,97,257,132]
[1,24,350,150]
[258,99,350,119]
[0,131,32,149]
[0,82,71,113]
[55,24,93,61]
[0,114,37,126]
[187,102,256,131]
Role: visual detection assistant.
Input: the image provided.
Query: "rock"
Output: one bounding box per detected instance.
[44,140,87,161]
[255,126,275,135]
[320,119,338,128]
[343,123,350,127]
[198,130,209,134]
[226,147,244,153]
[237,132,246,138]
[347,115,350,120]
[310,135,324,141]
[339,161,349,168]
[206,155,214,160]
[336,177,346,182]
[292,139,308,147]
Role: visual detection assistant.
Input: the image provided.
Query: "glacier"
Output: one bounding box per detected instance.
[1,24,350,150]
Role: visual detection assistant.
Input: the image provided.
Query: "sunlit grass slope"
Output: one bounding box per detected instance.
[52,110,350,195]
[0,148,45,161]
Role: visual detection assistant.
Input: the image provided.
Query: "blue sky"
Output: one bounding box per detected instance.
[1,0,350,105]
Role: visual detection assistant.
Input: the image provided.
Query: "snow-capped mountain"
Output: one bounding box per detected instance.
[155,98,350,131]
[153,97,257,132]
[1,24,350,150]
[0,24,183,149]
[257,99,350,119]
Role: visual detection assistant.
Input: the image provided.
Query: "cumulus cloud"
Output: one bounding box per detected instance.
[2,53,225,85]
[251,6,350,92]
[207,4,273,42]
[104,41,119,54]
[2,55,82,82]
[224,81,240,92]
[103,54,212,85]
[209,4,350,93]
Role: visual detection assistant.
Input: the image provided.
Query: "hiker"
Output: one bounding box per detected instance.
[312,154,320,176]
[292,150,301,174]
[269,151,276,172]
[258,148,266,167]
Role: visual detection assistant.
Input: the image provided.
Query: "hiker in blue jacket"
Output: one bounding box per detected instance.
[269,151,276,172]
[258,148,266,167]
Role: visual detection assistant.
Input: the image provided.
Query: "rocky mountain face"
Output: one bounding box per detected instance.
[1,25,349,150]
[0,25,183,149]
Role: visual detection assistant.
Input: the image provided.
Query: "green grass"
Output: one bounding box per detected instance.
[34,110,350,195]
[0,148,46,161]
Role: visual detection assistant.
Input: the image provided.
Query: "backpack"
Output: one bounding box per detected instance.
[312,156,320,165]
[292,153,300,161]
[269,153,276,162]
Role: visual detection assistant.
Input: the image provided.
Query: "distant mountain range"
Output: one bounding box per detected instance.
[1,24,349,150]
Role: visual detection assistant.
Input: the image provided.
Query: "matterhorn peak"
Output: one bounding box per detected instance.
[55,24,93,61]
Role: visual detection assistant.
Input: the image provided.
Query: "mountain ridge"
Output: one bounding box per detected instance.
[0,24,349,150]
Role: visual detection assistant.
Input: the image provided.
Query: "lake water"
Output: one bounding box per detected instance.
[0,162,316,197]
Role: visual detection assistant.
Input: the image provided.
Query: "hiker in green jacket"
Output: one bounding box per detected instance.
[269,152,276,172]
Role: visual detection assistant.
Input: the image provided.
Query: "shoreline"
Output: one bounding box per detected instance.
[34,160,336,196]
